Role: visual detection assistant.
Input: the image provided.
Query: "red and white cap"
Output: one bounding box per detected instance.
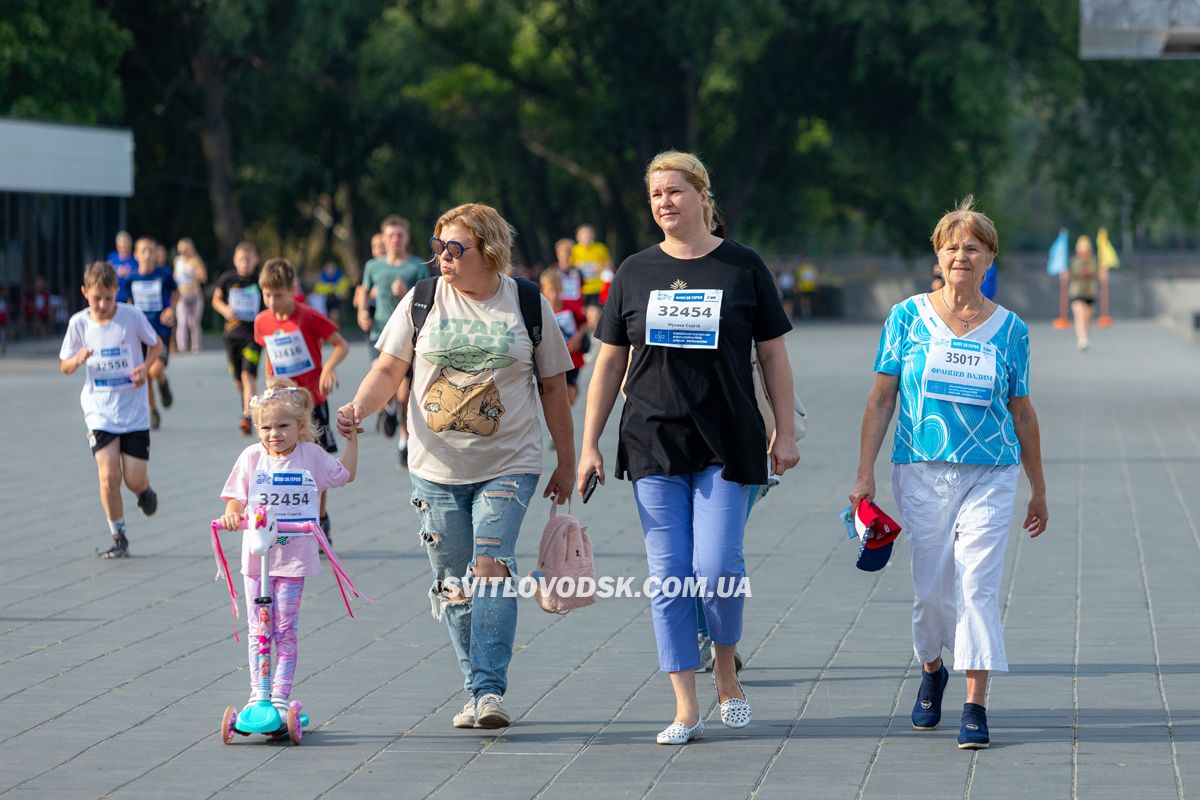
[854,499,902,571]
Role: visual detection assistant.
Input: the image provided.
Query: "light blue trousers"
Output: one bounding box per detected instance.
[633,466,751,672]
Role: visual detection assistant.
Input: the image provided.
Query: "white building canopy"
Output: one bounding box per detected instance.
[0,118,133,197]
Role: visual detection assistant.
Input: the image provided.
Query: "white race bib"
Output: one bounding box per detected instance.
[264,330,315,377]
[645,289,722,349]
[306,293,328,315]
[554,309,577,339]
[131,279,163,314]
[561,272,582,301]
[251,470,319,542]
[922,338,996,407]
[228,286,260,321]
[87,344,135,390]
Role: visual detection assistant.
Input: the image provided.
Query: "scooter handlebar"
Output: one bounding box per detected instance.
[212,506,314,534]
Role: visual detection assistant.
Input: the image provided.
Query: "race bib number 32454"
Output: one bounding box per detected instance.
[645,289,722,349]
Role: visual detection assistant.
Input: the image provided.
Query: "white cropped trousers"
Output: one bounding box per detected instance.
[892,462,1019,673]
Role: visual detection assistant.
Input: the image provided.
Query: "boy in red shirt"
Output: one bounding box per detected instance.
[539,268,587,406]
[254,257,350,538]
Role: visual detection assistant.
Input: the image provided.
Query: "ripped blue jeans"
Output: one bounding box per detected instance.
[410,473,538,699]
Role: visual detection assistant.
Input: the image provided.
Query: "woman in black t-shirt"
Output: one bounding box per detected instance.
[577,151,799,745]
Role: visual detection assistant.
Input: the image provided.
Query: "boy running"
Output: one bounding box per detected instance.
[254,257,350,538]
[118,237,178,429]
[212,241,263,434]
[355,215,426,466]
[60,262,162,558]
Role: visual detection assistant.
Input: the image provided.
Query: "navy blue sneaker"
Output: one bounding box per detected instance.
[911,664,949,730]
[958,703,989,749]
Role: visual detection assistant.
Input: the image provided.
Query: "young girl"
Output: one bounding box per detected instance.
[219,377,357,713]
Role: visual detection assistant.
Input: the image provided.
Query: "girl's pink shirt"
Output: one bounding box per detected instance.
[221,441,351,577]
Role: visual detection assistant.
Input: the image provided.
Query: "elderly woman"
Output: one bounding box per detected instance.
[337,203,575,730]
[850,197,1048,749]
[577,151,798,744]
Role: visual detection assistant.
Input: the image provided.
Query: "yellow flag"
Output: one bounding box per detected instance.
[1097,228,1120,270]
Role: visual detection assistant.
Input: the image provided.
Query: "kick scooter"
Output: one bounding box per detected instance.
[210,505,366,745]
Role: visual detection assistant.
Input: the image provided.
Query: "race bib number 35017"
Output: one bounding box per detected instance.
[645,289,722,349]
[922,338,997,407]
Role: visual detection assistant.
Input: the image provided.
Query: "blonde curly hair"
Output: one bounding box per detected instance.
[249,377,318,443]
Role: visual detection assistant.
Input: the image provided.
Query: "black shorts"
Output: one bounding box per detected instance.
[224,336,261,378]
[1070,296,1095,306]
[564,367,580,386]
[582,293,603,309]
[88,429,150,459]
[313,401,338,454]
[141,341,169,368]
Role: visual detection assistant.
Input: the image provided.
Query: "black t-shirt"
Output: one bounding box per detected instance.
[216,269,262,339]
[598,240,792,485]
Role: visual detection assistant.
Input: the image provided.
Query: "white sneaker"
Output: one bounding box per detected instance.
[452,699,476,729]
[474,693,511,728]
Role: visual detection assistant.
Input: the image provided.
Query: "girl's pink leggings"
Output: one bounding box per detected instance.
[243,575,304,699]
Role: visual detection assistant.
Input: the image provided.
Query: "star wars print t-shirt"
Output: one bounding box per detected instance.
[375,275,573,485]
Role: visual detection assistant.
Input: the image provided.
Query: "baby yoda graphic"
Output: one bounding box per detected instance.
[422,345,515,436]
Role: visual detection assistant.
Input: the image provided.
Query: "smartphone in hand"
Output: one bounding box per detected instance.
[582,472,600,503]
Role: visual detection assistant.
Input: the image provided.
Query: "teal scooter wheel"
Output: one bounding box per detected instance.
[220,705,238,744]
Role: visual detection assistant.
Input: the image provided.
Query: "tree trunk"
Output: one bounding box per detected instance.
[189,45,244,266]
[332,181,361,283]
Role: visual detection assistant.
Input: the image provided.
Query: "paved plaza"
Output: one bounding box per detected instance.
[1,319,1199,799]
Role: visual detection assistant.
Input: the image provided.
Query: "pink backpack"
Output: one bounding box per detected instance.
[530,502,595,614]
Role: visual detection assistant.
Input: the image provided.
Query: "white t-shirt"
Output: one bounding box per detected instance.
[375,276,574,485]
[59,305,160,433]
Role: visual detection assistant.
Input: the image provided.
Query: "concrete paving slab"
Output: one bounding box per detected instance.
[1,320,1198,798]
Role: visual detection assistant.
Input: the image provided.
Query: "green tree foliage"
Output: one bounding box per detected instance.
[13,0,1200,272]
[0,0,129,123]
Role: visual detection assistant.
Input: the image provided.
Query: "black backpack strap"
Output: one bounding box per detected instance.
[514,277,544,394]
[514,277,543,347]
[410,276,439,346]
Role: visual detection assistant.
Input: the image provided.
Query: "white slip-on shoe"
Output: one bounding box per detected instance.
[719,682,751,729]
[656,719,704,745]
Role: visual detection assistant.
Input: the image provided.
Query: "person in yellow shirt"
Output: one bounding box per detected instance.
[570,224,613,332]
[797,257,819,319]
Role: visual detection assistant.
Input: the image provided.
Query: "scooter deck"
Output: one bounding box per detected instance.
[233,701,309,734]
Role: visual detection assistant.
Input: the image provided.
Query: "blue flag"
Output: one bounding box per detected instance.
[1047,228,1068,276]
